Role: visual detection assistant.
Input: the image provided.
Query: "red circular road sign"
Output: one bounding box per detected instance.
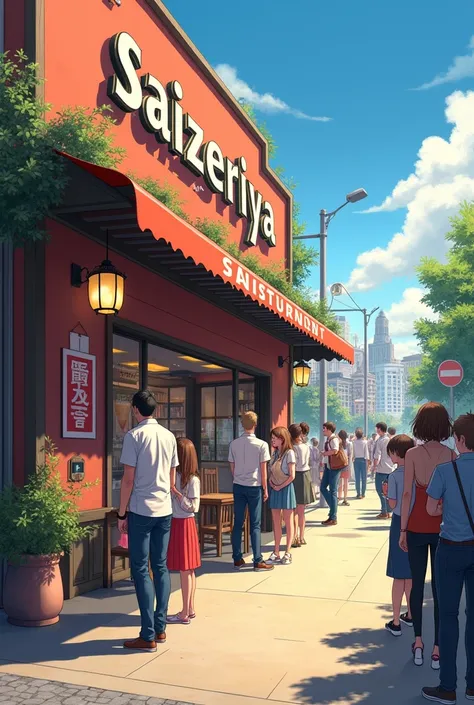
[438,360,464,388]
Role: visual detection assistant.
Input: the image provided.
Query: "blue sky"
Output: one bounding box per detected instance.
[165,0,474,356]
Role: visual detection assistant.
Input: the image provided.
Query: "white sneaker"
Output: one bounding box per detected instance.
[266,552,281,564]
[281,552,292,565]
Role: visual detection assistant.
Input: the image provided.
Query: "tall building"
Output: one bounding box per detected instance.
[336,316,351,342]
[328,372,353,413]
[375,362,405,417]
[352,369,376,415]
[402,353,423,408]
[369,311,395,373]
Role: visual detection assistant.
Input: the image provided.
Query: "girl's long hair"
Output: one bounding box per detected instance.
[271,426,293,456]
[338,429,348,449]
[176,438,199,489]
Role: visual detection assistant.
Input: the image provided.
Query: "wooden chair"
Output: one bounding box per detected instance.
[199,497,234,557]
[201,467,218,494]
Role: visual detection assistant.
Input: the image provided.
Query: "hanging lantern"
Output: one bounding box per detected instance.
[293,360,311,388]
[87,259,126,315]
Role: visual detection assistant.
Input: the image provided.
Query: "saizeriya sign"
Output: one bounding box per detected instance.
[107,32,277,248]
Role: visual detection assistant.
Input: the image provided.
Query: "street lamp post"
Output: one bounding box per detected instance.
[294,189,367,438]
[330,284,378,437]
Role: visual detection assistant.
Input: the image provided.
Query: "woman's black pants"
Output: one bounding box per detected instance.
[407,531,440,645]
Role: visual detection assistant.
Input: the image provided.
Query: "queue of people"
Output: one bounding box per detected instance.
[116,390,474,705]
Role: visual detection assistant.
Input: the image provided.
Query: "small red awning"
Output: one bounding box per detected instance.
[56,152,354,364]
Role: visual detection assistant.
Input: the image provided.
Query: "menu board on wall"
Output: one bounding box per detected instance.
[62,348,96,439]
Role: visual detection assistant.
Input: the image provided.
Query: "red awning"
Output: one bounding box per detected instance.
[56,152,354,364]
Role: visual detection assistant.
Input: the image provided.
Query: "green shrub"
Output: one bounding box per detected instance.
[0,439,95,563]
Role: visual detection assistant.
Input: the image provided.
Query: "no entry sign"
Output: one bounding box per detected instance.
[438,360,464,388]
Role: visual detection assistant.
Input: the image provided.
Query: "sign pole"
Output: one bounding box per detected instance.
[450,387,455,419]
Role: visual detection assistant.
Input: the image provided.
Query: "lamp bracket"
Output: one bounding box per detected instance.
[278,355,291,369]
[71,263,89,288]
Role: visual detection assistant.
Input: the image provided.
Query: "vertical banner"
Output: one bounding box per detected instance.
[62,348,96,439]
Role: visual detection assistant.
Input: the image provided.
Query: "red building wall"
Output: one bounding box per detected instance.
[45,222,290,511]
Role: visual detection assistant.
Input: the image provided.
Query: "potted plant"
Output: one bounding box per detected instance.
[0,438,94,627]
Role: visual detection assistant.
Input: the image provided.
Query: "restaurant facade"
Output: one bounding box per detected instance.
[0,0,353,601]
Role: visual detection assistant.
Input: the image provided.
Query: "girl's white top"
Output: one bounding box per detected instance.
[172,473,200,519]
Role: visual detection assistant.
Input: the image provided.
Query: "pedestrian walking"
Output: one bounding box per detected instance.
[320,422,347,527]
[353,428,370,499]
[118,390,177,651]
[399,402,454,670]
[422,412,474,704]
[373,422,395,519]
[300,421,310,445]
[385,434,414,637]
[310,438,322,500]
[290,423,314,547]
[338,430,352,506]
[267,427,296,565]
[368,433,377,480]
[228,411,274,572]
[167,438,201,625]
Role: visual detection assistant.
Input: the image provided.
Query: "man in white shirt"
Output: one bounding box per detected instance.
[373,421,395,519]
[228,411,273,572]
[118,390,178,652]
[320,421,343,526]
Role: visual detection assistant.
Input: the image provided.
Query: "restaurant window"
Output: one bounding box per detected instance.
[112,334,141,509]
[201,385,233,461]
[147,343,187,438]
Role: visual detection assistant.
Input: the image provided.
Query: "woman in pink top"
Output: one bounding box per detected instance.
[399,402,454,669]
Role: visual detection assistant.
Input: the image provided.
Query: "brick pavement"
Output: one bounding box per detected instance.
[0,674,192,705]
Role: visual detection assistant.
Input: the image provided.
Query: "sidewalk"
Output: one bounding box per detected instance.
[0,484,465,705]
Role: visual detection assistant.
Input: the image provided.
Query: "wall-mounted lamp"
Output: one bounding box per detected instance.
[278,356,311,388]
[71,233,126,315]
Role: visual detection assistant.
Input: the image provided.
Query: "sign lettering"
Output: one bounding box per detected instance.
[62,349,96,439]
[107,32,277,248]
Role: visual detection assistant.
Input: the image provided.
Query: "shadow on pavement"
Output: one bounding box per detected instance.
[290,625,443,705]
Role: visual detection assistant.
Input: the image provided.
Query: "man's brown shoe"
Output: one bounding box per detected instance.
[123,637,157,652]
[323,519,337,526]
[376,513,389,519]
[254,561,274,571]
[421,685,456,703]
[321,518,332,525]
[155,632,167,644]
[234,559,246,570]
[466,688,474,700]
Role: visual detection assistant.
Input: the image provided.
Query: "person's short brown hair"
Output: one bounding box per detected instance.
[241,411,258,431]
[453,413,474,450]
[355,428,364,439]
[323,421,336,433]
[412,402,452,442]
[387,434,415,459]
[300,421,310,436]
[376,422,387,433]
[289,423,303,441]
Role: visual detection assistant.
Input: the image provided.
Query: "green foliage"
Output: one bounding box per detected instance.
[240,102,277,159]
[131,173,189,222]
[401,404,420,434]
[293,385,353,436]
[411,202,474,409]
[48,105,126,168]
[0,51,125,246]
[0,439,95,563]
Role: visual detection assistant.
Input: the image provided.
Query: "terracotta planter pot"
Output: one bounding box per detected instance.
[3,554,64,627]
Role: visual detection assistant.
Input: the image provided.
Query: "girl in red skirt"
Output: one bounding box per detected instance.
[167,437,201,625]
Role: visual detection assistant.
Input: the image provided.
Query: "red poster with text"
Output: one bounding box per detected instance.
[62,349,96,439]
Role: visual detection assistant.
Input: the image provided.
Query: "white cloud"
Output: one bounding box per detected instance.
[393,338,422,360]
[347,90,474,292]
[414,36,474,91]
[215,64,331,122]
[386,287,438,337]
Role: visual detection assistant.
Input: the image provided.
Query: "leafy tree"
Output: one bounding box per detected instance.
[293,385,353,438]
[0,51,125,246]
[411,202,474,412]
[401,404,420,434]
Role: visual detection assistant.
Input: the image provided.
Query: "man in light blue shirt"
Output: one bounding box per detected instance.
[422,413,474,704]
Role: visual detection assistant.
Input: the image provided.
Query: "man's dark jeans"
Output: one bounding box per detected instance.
[128,511,172,642]
[320,467,343,521]
[436,541,474,693]
[375,473,390,514]
[232,484,263,564]
[354,458,367,497]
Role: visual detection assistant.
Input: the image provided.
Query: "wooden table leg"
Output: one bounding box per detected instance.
[217,505,223,557]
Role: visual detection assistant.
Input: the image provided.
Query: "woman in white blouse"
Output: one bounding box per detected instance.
[352,428,370,499]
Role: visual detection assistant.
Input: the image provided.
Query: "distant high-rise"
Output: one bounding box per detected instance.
[402,353,423,409]
[369,311,395,373]
[336,316,351,342]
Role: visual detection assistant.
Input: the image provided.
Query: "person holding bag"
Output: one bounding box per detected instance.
[267,427,296,565]
[320,421,348,527]
[422,413,474,705]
